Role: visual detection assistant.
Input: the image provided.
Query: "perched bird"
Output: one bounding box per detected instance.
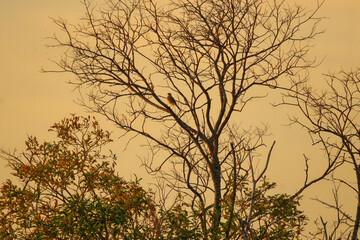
[167,93,180,109]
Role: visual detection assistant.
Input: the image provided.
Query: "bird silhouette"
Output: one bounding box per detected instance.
[167,93,180,110]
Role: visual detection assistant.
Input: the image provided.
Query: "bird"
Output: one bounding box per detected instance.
[167,93,180,109]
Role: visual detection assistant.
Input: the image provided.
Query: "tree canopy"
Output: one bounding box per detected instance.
[49,0,322,237]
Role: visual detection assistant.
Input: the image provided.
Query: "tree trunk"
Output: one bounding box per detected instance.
[212,154,222,238]
[352,164,360,240]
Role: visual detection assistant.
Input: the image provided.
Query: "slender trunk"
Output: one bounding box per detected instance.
[212,155,222,239]
[344,140,360,240]
[225,143,237,239]
[351,164,360,240]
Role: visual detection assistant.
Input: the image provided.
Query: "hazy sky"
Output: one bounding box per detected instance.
[0,0,360,227]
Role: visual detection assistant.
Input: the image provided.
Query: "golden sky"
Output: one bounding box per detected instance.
[0,0,360,228]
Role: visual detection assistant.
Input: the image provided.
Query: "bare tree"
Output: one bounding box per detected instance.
[49,0,323,238]
[284,69,360,239]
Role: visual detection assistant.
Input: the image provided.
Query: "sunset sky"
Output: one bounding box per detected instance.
[0,0,360,228]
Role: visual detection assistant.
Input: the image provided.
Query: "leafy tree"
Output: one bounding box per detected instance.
[0,116,157,239]
[0,116,307,239]
[47,0,324,238]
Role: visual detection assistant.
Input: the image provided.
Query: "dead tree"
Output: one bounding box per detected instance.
[49,0,323,238]
[284,69,360,240]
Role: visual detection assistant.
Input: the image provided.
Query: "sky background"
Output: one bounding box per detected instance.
[1,0,360,230]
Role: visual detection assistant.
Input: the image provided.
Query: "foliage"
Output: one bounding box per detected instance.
[0,116,308,239]
[219,177,306,239]
[0,116,157,239]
